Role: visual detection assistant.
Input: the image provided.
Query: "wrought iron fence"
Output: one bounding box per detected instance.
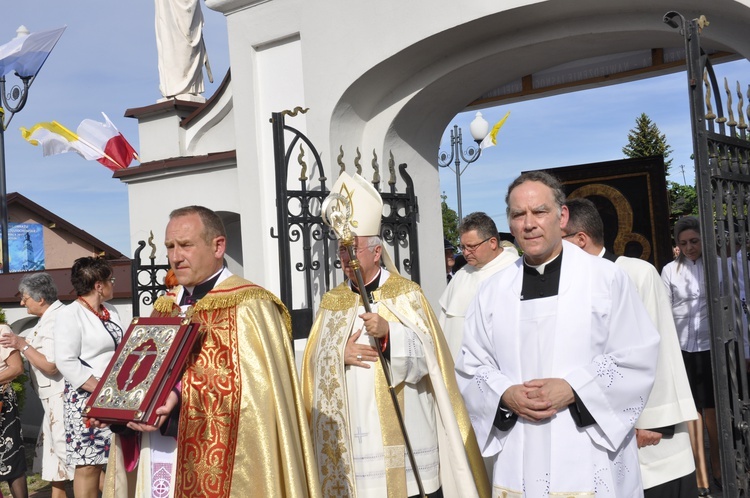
[271,109,420,340]
[130,232,170,318]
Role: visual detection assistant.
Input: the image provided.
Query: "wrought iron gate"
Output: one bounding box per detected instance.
[130,232,170,318]
[271,109,420,340]
[667,11,750,496]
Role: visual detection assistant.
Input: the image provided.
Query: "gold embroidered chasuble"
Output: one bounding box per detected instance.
[151,275,321,498]
[301,273,490,498]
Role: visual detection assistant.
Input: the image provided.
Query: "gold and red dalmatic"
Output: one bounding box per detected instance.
[152,275,321,498]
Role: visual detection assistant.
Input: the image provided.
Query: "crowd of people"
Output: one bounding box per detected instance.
[0,170,725,498]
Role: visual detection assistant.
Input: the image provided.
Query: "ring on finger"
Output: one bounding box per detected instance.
[357,354,362,361]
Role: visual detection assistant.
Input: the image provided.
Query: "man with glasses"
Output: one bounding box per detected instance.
[439,212,519,359]
[456,171,660,497]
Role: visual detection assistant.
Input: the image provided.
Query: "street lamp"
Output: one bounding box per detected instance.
[0,25,63,273]
[438,111,490,221]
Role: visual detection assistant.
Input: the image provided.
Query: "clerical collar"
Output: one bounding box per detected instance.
[181,267,224,306]
[602,248,618,263]
[349,270,382,304]
[523,251,561,275]
[521,250,563,301]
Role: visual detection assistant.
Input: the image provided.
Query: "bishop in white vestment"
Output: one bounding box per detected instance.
[302,172,489,498]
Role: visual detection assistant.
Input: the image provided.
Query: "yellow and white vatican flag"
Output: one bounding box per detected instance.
[479,111,511,150]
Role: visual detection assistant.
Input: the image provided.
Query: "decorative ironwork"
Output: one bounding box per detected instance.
[667,11,750,495]
[271,111,420,340]
[130,231,170,317]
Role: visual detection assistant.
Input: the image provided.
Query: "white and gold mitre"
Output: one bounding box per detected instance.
[326,171,383,237]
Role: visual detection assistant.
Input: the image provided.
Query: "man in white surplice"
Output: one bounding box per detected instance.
[563,197,698,497]
[439,211,519,360]
[456,171,660,498]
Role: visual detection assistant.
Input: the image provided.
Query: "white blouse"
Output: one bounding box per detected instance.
[661,257,711,352]
[54,300,122,389]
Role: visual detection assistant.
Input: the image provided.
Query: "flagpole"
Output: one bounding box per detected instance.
[0,115,10,273]
[0,26,63,273]
[0,74,32,273]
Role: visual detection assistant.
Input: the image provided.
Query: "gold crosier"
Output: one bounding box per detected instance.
[321,191,426,498]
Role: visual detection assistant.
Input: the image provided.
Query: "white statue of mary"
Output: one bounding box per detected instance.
[155,0,214,100]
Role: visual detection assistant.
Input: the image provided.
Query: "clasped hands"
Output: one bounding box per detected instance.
[501,378,575,422]
[344,313,388,368]
[635,429,663,448]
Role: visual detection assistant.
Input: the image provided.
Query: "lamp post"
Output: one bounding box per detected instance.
[437,111,490,221]
[0,25,61,273]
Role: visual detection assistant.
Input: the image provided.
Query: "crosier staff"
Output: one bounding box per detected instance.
[322,193,426,498]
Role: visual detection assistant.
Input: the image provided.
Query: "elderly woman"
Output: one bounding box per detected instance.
[0,273,74,498]
[661,216,721,497]
[0,323,27,498]
[55,257,123,498]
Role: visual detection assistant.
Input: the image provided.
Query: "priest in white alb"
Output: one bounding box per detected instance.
[563,197,698,497]
[439,211,519,360]
[456,171,660,497]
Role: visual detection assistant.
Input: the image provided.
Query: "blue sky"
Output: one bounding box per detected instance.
[3,4,749,255]
[2,3,230,254]
[440,58,750,234]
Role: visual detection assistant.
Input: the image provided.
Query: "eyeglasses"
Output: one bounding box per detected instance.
[459,236,492,253]
[338,245,370,256]
[20,295,32,304]
[109,277,116,284]
[562,232,580,239]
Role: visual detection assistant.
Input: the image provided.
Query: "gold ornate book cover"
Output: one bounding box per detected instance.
[85,316,199,425]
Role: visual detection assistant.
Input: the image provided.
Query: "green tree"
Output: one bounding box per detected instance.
[622,113,696,221]
[441,192,459,246]
[668,181,699,218]
[622,113,673,174]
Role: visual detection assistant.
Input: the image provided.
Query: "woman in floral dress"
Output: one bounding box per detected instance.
[55,258,123,498]
[0,331,26,498]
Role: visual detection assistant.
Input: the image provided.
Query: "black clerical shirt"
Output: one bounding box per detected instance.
[494,249,596,431]
[179,268,224,306]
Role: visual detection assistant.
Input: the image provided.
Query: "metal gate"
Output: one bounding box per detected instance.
[271,109,420,340]
[666,11,750,495]
[130,232,170,318]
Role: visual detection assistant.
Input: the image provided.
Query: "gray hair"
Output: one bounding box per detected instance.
[169,205,227,245]
[19,272,58,303]
[459,212,499,241]
[505,171,566,222]
[364,235,382,252]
